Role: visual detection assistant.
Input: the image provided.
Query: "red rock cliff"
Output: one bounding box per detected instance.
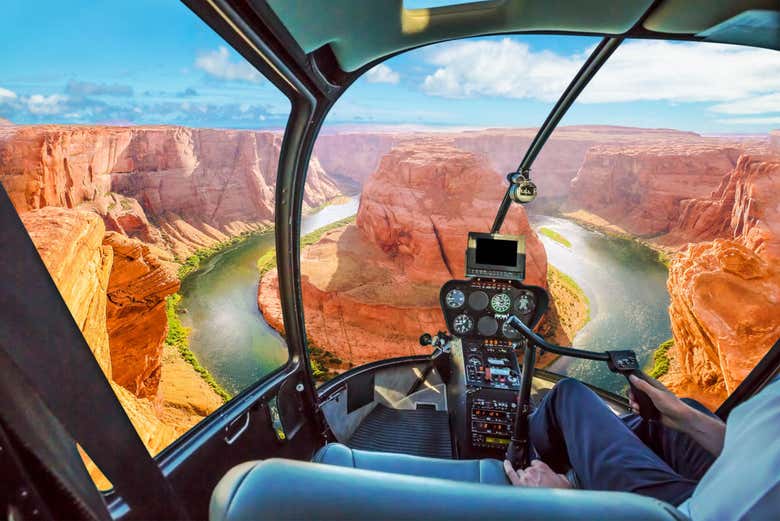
[259,142,547,365]
[453,126,703,201]
[0,125,343,259]
[19,208,203,478]
[663,155,780,409]
[566,142,756,237]
[104,232,180,399]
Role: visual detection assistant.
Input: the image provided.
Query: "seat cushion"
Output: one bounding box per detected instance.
[210,459,687,521]
[312,443,510,485]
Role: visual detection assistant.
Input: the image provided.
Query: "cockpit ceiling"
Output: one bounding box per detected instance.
[264,0,780,72]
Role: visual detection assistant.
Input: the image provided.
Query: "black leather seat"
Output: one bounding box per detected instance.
[209,458,686,521]
[312,442,510,485]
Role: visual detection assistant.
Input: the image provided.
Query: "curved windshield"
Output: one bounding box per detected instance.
[287,35,780,408]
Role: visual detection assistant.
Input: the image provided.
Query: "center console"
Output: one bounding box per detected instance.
[440,232,549,459]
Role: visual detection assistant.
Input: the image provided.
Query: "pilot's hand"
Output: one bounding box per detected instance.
[628,373,690,431]
[504,459,571,489]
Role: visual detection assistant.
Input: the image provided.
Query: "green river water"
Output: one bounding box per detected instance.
[180,203,670,397]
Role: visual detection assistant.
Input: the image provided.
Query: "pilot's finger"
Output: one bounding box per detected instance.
[504,460,523,486]
[629,374,657,396]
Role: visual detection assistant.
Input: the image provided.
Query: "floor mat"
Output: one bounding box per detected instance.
[347,404,452,459]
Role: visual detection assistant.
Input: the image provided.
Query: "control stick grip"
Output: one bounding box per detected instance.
[606,350,660,422]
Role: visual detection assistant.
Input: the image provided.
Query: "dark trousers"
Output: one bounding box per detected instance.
[529,378,716,506]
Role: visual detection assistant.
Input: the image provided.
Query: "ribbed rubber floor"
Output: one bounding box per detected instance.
[347,404,453,459]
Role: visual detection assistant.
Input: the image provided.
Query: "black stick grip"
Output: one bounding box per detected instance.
[627,370,660,421]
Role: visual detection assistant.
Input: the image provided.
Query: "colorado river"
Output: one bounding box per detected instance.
[180,197,359,395]
[532,215,671,394]
[181,203,669,398]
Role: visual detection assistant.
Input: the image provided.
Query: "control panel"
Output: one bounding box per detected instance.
[440,279,547,340]
[471,397,517,450]
[463,339,521,390]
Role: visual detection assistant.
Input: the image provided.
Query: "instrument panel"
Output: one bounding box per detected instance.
[439,279,548,340]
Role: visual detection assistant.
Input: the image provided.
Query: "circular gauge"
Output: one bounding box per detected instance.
[502,320,521,340]
[477,316,499,337]
[452,314,474,335]
[491,293,512,313]
[445,289,465,309]
[515,291,536,315]
[468,291,489,311]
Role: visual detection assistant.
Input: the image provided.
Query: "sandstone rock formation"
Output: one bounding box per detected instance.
[453,126,703,202]
[0,117,12,126]
[0,125,342,259]
[770,130,780,154]
[314,132,399,189]
[21,208,115,375]
[663,156,780,409]
[21,206,221,472]
[259,143,547,365]
[566,143,751,237]
[104,232,180,399]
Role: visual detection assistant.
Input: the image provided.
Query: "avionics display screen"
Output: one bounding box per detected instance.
[466,232,525,280]
[475,238,517,267]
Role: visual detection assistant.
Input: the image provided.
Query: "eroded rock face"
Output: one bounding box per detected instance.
[259,143,547,365]
[21,208,114,376]
[313,132,399,189]
[104,232,180,399]
[0,125,342,259]
[567,143,751,237]
[21,206,218,475]
[453,126,703,201]
[663,156,780,409]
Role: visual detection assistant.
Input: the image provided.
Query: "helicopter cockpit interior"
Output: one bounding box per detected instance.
[1,1,780,521]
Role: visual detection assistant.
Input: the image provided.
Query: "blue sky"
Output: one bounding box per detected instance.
[2,1,779,134]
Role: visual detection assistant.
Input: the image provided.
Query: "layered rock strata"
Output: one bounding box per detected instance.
[20,207,222,465]
[0,125,342,259]
[259,143,547,365]
[663,155,780,409]
[566,143,749,237]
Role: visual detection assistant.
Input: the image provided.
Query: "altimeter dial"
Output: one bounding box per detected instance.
[452,314,474,335]
[445,289,465,309]
[491,293,512,313]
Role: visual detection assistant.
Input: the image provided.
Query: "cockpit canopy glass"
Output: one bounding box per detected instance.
[294,35,780,412]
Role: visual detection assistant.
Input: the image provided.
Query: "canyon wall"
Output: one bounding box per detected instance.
[566,142,751,237]
[313,126,705,204]
[0,125,342,259]
[259,142,547,366]
[453,126,702,201]
[313,132,399,189]
[663,155,780,409]
[19,207,216,478]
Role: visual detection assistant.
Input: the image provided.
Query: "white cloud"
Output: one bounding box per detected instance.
[0,87,17,101]
[422,38,580,101]
[421,39,780,112]
[717,116,780,125]
[710,92,780,115]
[365,64,400,84]
[27,94,68,115]
[195,46,262,82]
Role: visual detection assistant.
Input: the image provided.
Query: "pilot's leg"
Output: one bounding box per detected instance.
[528,378,697,505]
[622,398,716,481]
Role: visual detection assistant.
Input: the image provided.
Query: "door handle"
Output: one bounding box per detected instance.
[224,412,250,445]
